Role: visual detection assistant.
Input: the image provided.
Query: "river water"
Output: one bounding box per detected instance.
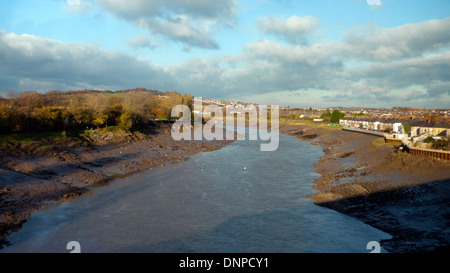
[1,130,391,253]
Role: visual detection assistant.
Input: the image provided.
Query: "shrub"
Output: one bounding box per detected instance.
[118,111,133,132]
[431,139,449,150]
[423,136,435,143]
[151,108,166,119]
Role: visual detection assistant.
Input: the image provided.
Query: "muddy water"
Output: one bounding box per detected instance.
[1,131,391,253]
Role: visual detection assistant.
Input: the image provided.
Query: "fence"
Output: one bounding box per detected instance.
[406,146,450,160]
[385,138,403,144]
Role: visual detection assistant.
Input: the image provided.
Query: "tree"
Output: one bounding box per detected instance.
[104,103,123,126]
[182,93,193,110]
[0,89,194,135]
[65,95,93,129]
[34,106,65,132]
[118,110,133,131]
[0,108,14,134]
[403,125,412,133]
[13,91,45,110]
[11,91,45,133]
[331,109,345,123]
[123,91,153,125]
[320,111,331,118]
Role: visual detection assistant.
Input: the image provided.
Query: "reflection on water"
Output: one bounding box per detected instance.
[1,130,391,253]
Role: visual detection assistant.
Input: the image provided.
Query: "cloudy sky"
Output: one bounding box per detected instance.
[0,0,449,108]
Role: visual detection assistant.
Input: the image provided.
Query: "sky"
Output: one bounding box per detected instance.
[0,0,449,108]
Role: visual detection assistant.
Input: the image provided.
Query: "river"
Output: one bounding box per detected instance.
[1,130,391,253]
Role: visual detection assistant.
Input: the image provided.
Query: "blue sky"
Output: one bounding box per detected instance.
[1,0,449,108]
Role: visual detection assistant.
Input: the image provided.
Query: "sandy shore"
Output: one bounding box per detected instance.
[280,123,450,253]
[0,122,234,249]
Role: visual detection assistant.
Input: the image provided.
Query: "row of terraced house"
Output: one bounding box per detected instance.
[339,117,450,142]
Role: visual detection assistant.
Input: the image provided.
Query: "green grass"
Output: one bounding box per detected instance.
[305,121,342,129]
[0,132,64,145]
[372,138,399,148]
[0,130,90,146]
[0,124,142,148]
[278,118,304,124]
[372,138,386,146]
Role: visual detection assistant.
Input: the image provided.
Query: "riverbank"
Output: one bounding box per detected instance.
[280,122,450,253]
[2,120,449,253]
[0,122,234,249]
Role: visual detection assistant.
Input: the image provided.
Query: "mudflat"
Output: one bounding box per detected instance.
[2,121,449,253]
[280,123,450,253]
[0,122,234,249]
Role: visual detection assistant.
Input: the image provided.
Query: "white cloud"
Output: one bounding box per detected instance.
[63,0,93,15]
[0,30,168,91]
[339,18,450,61]
[242,39,334,65]
[255,15,319,44]
[137,15,219,49]
[96,0,237,20]
[96,0,238,49]
[345,52,450,89]
[126,34,159,49]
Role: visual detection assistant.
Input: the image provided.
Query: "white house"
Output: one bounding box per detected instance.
[393,122,402,133]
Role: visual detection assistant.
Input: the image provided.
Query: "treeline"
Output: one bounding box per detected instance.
[49,87,167,96]
[320,109,346,123]
[0,90,192,135]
